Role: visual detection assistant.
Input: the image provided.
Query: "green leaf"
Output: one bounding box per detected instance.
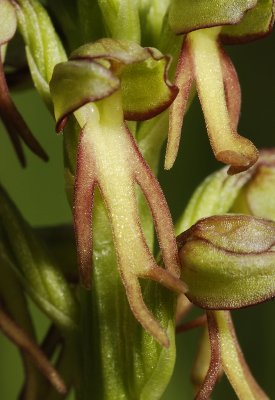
[14,0,66,106]
[178,214,275,309]
[169,0,258,34]
[175,166,253,234]
[0,0,17,45]
[222,0,275,42]
[0,185,78,332]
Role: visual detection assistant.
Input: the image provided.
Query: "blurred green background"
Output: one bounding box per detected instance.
[0,28,274,399]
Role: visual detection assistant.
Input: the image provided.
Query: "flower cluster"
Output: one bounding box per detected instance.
[0,0,273,399]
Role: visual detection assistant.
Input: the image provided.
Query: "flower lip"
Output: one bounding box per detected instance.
[166,26,259,173]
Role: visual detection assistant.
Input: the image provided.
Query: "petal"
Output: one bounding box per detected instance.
[0,307,66,394]
[175,166,252,234]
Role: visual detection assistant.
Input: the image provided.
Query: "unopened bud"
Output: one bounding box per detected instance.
[232,149,275,220]
[178,214,275,309]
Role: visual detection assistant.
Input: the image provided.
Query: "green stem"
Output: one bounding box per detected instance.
[78,191,176,399]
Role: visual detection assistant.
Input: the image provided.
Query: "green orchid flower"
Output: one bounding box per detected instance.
[50,39,187,347]
[166,0,274,174]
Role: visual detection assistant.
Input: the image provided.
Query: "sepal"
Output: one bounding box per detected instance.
[222,0,275,43]
[50,39,178,130]
[0,185,78,332]
[169,0,257,34]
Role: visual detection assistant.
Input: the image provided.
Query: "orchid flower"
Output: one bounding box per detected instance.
[50,39,187,346]
[166,0,274,174]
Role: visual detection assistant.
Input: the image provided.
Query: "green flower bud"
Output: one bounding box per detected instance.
[232,149,275,220]
[178,214,275,309]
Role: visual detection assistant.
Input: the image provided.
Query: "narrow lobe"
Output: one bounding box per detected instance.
[74,128,97,289]
[165,39,194,170]
[0,59,48,165]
